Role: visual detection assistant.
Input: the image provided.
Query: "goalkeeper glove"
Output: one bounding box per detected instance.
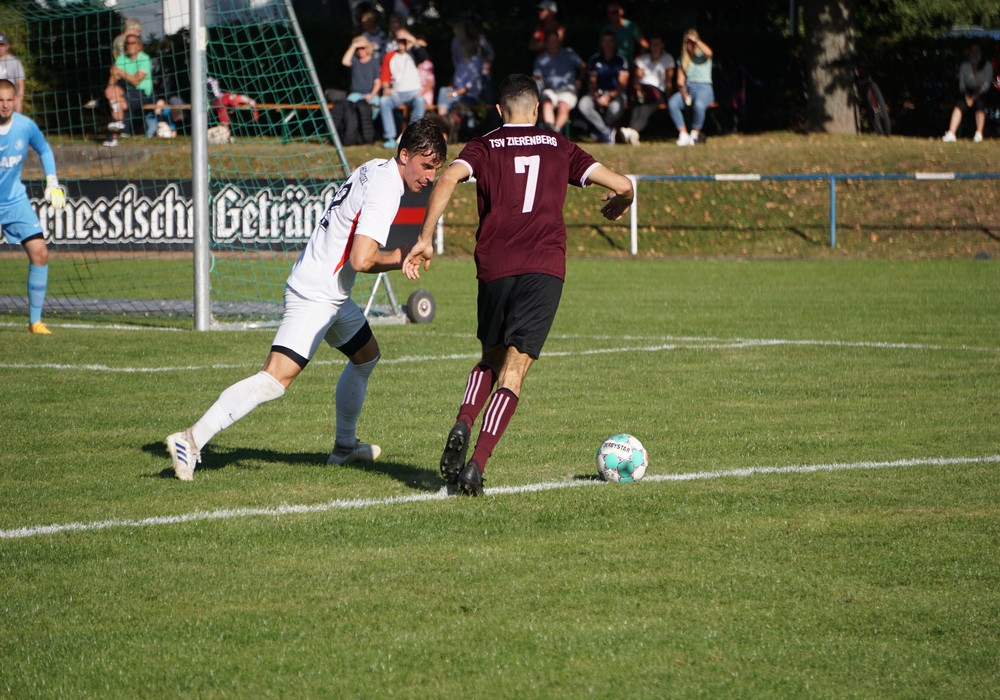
[44,174,66,210]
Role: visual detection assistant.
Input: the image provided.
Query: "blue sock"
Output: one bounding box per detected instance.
[28,264,48,324]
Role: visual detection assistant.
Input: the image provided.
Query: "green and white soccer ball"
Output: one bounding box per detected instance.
[596,434,648,482]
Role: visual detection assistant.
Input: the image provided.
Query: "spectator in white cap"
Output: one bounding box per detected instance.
[0,34,26,113]
[530,1,565,54]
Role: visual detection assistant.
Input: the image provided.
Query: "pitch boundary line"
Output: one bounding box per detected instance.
[2,454,997,541]
[2,336,996,374]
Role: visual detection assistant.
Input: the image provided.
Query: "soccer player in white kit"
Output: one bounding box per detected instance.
[166,118,447,481]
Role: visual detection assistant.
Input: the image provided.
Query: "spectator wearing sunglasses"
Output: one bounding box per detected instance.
[102,32,153,147]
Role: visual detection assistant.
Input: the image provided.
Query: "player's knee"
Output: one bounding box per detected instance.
[24,239,48,266]
[352,352,380,378]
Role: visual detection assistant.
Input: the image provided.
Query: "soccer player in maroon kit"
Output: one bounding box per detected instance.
[404,73,634,496]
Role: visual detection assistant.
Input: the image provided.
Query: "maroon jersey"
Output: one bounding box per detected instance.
[454,124,599,282]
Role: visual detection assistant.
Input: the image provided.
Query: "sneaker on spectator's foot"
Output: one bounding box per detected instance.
[619,126,640,146]
[28,321,51,334]
[382,139,398,149]
[327,439,381,465]
[84,99,99,109]
[676,132,692,146]
[107,120,126,133]
[458,460,484,496]
[974,131,983,143]
[942,131,957,143]
[166,430,200,481]
[102,137,118,147]
[439,421,470,485]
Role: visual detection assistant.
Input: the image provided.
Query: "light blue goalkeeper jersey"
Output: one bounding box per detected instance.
[0,112,56,207]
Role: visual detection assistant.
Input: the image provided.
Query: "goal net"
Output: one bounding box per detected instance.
[0,0,352,326]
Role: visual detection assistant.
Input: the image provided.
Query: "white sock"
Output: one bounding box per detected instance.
[191,371,285,449]
[335,355,379,448]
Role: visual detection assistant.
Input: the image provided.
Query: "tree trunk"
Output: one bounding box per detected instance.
[803,0,857,133]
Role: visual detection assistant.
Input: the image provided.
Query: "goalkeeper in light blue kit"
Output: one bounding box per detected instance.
[0,78,66,334]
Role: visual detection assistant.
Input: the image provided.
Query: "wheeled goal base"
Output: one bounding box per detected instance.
[356,272,435,325]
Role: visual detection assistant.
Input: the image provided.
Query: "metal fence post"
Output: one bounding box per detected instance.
[628,175,638,255]
[829,176,837,248]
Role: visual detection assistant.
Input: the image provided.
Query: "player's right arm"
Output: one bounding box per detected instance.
[350,233,407,274]
[586,165,634,221]
[403,160,471,279]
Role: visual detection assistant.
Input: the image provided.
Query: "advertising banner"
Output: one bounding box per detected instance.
[25,180,430,250]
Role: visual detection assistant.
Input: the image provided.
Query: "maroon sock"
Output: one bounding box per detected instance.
[457,363,496,427]
[469,388,519,471]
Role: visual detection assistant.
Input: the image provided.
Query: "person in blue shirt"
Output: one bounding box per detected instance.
[532,28,585,133]
[577,30,630,144]
[0,79,65,334]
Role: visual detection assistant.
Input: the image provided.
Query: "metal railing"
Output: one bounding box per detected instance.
[625,172,1000,252]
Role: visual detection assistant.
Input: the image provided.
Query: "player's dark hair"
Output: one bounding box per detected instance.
[0,78,15,93]
[397,117,447,164]
[497,74,539,114]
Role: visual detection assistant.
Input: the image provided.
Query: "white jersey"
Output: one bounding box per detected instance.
[634,52,676,91]
[285,158,403,304]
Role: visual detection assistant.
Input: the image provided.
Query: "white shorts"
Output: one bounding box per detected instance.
[541,88,579,110]
[271,285,367,361]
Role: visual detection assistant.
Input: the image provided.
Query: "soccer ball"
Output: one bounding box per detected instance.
[596,434,648,482]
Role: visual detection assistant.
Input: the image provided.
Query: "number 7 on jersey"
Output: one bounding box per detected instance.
[514,155,540,213]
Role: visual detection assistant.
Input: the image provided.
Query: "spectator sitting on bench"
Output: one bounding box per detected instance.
[942,42,994,143]
[436,37,483,124]
[623,35,675,144]
[342,35,382,121]
[666,28,713,147]
[577,29,629,145]
[532,28,585,133]
[103,33,153,147]
[379,31,426,148]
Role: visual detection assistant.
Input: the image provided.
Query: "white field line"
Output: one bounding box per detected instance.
[2,336,996,374]
[0,321,183,332]
[2,454,997,541]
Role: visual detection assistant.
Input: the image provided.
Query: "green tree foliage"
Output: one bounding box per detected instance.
[857,0,1000,41]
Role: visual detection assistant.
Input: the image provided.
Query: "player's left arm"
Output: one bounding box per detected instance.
[31,127,66,210]
[586,165,633,221]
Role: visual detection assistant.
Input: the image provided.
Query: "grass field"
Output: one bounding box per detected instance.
[2,259,998,697]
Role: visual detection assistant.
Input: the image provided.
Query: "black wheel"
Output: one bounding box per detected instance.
[857,78,891,136]
[866,79,891,136]
[405,289,435,323]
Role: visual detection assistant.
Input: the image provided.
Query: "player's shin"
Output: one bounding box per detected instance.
[457,363,497,427]
[469,388,519,471]
[27,263,48,324]
[335,354,379,448]
[191,370,285,449]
